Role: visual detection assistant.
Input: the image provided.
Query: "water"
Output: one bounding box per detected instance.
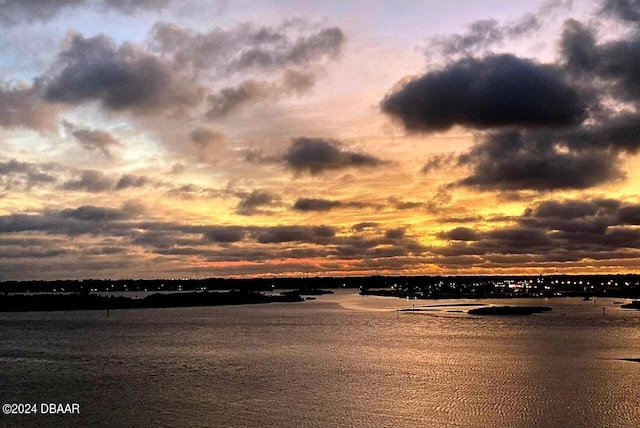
[1,291,639,427]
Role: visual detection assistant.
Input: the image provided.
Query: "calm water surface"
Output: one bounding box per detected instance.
[1,291,640,427]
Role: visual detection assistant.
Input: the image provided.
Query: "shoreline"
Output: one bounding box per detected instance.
[0,290,305,312]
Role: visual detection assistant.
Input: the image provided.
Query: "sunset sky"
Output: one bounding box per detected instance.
[2,0,640,279]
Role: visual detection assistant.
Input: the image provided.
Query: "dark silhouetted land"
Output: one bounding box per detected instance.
[621,300,640,310]
[3,274,640,312]
[3,274,640,297]
[0,290,303,312]
[468,306,552,316]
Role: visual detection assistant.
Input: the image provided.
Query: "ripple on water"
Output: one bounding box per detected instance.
[1,295,640,427]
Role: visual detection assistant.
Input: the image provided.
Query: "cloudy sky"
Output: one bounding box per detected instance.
[2,0,640,280]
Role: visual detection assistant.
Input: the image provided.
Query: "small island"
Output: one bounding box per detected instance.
[621,301,640,310]
[468,306,552,316]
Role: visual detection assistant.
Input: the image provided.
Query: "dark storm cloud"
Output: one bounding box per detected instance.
[601,0,640,22]
[255,225,335,244]
[61,170,151,192]
[328,230,426,259]
[132,230,203,249]
[434,228,553,257]
[235,190,279,216]
[0,160,57,191]
[292,198,380,212]
[615,205,640,225]
[561,114,640,153]
[131,223,344,248]
[0,237,65,247]
[384,227,406,240]
[165,183,224,199]
[151,226,427,264]
[560,19,640,102]
[0,85,59,131]
[150,22,344,73]
[387,10,640,193]
[203,227,247,243]
[529,199,620,219]
[435,198,640,263]
[149,21,342,119]
[242,149,280,165]
[206,70,319,118]
[0,0,169,25]
[283,138,384,174]
[457,129,623,191]
[61,170,115,192]
[189,127,225,148]
[0,203,464,272]
[115,174,148,190]
[0,207,341,250]
[486,227,553,247]
[438,227,480,241]
[514,199,621,235]
[560,19,599,74]
[454,112,640,192]
[381,54,585,132]
[39,32,203,115]
[0,247,67,259]
[0,237,77,260]
[0,205,137,236]
[292,198,342,211]
[63,121,120,157]
[58,205,131,221]
[206,80,272,118]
